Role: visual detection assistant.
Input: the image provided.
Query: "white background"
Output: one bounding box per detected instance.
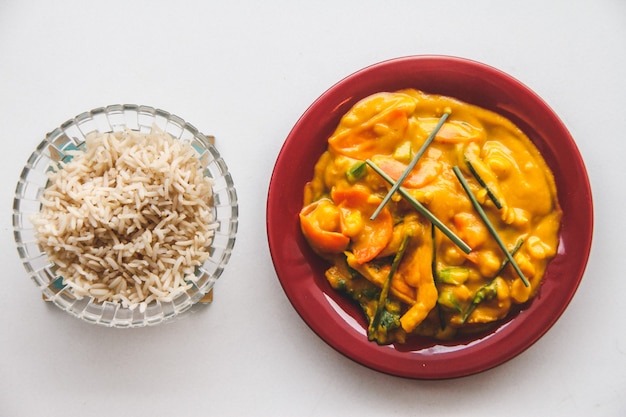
[1,1,625,416]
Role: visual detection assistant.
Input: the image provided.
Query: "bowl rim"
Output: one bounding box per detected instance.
[266,54,593,379]
[13,104,239,328]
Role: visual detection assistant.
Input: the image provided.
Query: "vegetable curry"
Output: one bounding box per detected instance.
[299,89,561,344]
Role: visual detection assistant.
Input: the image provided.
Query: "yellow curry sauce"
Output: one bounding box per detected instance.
[299,89,562,344]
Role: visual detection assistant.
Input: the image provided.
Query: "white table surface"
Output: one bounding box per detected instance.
[1,1,625,416]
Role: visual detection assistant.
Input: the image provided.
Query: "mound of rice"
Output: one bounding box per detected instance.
[31,127,217,312]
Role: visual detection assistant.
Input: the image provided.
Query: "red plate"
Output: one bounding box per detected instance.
[266,55,593,379]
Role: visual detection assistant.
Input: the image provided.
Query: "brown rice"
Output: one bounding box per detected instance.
[31,127,216,312]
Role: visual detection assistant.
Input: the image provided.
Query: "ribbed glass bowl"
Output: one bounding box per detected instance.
[13,104,238,327]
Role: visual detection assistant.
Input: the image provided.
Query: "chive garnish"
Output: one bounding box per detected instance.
[465,157,503,209]
[452,166,529,287]
[461,283,497,324]
[368,234,411,340]
[462,238,525,323]
[366,160,472,254]
[370,112,450,220]
[430,223,437,280]
[492,238,525,279]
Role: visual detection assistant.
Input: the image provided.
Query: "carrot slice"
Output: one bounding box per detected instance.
[299,199,350,253]
[372,156,441,189]
[331,188,393,264]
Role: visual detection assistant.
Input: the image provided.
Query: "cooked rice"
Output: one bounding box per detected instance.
[31,127,216,312]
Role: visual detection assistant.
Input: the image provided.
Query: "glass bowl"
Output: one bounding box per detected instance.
[13,104,238,327]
